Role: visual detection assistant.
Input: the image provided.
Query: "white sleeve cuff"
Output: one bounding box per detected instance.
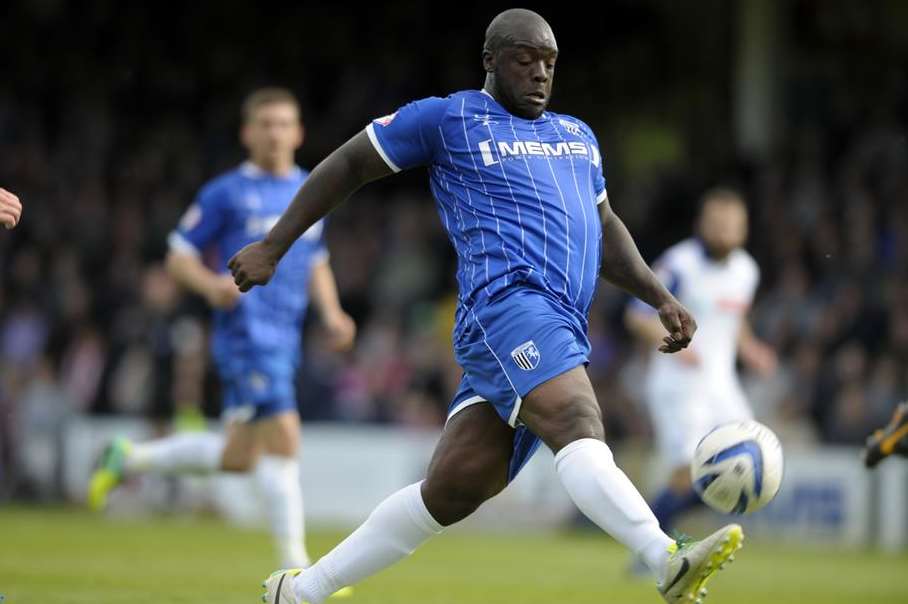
[365,123,402,173]
[167,232,201,256]
[596,189,608,205]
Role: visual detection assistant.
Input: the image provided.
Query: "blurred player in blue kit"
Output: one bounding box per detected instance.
[89,88,356,570]
[231,10,744,604]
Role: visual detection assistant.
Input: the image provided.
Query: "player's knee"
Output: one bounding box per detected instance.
[533,394,604,451]
[263,432,298,457]
[220,449,257,472]
[422,464,506,525]
[422,483,497,526]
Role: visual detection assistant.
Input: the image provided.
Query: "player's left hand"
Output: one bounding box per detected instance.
[656,299,697,353]
[0,188,23,230]
[228,241,279,291]
[322,310,356,352]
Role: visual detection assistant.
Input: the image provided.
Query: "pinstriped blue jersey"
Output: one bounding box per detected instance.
[168,162,327,363]
[366,89,607,333]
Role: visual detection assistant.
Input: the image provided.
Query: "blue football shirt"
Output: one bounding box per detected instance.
[169,161,327,364]
[366,89,607,334]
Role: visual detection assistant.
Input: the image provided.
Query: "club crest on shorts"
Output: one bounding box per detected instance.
[511,340,541,371]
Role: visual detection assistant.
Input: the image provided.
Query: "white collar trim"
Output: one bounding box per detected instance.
[239,161,302,179]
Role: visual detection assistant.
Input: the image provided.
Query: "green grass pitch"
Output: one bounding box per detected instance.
[1,507,906,604]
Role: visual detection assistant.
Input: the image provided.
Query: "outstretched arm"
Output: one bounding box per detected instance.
[229,131,392,291]
[598,197,697,353]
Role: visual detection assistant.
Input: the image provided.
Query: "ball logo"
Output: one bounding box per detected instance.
[374,112,398,126]
[511,340,541,371]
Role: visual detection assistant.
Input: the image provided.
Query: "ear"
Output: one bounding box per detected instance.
[482,49,495,73]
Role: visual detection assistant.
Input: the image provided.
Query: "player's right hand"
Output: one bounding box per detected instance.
[205,274,242,309]
[228,241,278,291]
[0,188,22,230]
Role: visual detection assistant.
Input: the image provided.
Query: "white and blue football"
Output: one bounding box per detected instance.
[691,420,784,514]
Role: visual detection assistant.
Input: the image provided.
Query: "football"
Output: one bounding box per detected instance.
[691,420,784,514]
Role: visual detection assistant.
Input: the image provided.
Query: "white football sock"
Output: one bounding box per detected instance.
[294,481,443,604]
[555,438,673,577]
[125,432,224,474]
[256,454,310,568]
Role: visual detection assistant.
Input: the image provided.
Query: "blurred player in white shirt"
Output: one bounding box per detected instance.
[625,188,777,534]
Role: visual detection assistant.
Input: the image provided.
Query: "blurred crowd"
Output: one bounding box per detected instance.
[2,1,907,495]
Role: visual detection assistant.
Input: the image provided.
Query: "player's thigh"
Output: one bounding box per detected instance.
[518,364,603,453]
[709,384,754,426]
[645,387,712,468]
[221,420,262,472]
[255,410,301,457]
[423,403,514,525]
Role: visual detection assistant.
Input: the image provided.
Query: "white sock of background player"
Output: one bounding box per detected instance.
[256,454,311,568]
[126,432,224,474]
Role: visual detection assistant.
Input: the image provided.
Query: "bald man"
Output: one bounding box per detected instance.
[235,10,742,604]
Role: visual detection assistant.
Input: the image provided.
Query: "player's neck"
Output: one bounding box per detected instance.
[696,237,733,262]
[248,156,296,177]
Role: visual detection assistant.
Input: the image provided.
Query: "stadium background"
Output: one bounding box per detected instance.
[1,1,907,603]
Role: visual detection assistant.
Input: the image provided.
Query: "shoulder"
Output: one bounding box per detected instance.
[550,112,599,142]
[197,168,243,203]
[730,248,760,283]
[377,93,461,126]
[660,239,703,273]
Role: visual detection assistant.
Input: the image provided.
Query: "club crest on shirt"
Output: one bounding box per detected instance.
[559,119,581,136]
[248,371,269,393]
[374,112,398,126]
[511,340,541,371]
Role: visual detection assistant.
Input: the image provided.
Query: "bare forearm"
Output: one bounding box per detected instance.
[624,309,669,348]
[264,132,390,260]
[309,259,343,318]
[598,201,673,308]
[166,251,220,297]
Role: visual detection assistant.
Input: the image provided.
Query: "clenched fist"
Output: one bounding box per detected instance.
[228,241,279,292]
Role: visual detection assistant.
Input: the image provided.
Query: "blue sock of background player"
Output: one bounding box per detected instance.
[651,487,703,534]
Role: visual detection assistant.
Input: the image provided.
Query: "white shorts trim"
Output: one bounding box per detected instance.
[507,395,523,428]
[445,395,486,425]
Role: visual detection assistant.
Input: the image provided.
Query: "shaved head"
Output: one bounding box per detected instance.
[484,9,557,55]
[482,9,558,119]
